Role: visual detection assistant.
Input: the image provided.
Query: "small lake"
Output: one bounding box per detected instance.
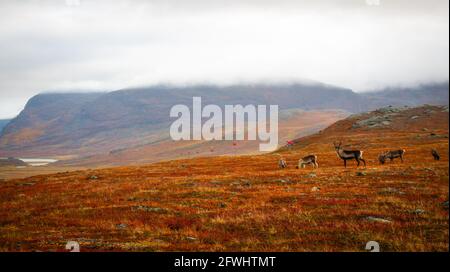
[18,158,58,167]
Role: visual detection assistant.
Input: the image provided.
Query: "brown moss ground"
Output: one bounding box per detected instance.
[0,106,448,252]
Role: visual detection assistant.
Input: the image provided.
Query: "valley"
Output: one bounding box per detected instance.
[0,82,447,179]
[0,105,447,252]
[0,108,349,179]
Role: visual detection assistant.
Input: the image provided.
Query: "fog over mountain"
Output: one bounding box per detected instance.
[0,0,448,119]
[0,82,448,160]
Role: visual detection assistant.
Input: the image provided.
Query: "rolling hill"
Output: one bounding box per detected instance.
[0,82,448,165]
[0,104,447,252]
[0,83,359,159]
[58,108,350,167]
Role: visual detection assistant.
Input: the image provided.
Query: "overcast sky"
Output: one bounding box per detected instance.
[0,0,448,119]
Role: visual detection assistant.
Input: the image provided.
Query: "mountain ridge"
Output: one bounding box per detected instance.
[0,81,448,161]
[0,103,447,251]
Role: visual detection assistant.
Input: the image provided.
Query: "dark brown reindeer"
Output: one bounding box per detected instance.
[296,155,318,169]
[334,142,366,168]
[378,149,406,164]
[431,149,440,161]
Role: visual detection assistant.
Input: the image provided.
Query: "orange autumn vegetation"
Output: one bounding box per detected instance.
[0,105,448,252]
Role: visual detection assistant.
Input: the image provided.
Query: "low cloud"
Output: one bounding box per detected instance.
[0,0,448,118]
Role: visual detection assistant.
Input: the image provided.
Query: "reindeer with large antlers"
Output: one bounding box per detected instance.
[333,141,366,168]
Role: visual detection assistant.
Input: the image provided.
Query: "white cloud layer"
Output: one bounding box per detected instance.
[0,0,448,118]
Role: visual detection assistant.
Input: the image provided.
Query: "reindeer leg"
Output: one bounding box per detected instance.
[344,159,347,168]
[361,158,366,168]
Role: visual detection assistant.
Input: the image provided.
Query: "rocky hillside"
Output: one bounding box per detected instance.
[58,109,349,167]
[278,104,449,159]
[0,82,448,161]
[0,104,447,252]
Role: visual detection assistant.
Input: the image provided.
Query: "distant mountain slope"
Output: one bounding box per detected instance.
[0,119,10,134]
[0,82,448,161]
[0,93,104,151]
[0,104,447,251]
[58,109,349,167]
[0,83,359,158]
[361,82,449,109]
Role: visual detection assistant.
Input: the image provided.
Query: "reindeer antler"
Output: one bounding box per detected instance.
[333,141,342,147]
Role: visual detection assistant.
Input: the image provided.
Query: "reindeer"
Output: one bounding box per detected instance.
[278,158,288,169]
[378,149,405,164]
[431,149,440,161]
[296,155,318,169]
[333,142,366,168]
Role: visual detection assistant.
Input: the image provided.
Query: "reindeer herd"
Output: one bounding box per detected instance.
[278,141,442,169]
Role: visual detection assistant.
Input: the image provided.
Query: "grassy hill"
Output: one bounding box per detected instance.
[1,82,447,163]
[58,108,349,168]
[0,105,448,252]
